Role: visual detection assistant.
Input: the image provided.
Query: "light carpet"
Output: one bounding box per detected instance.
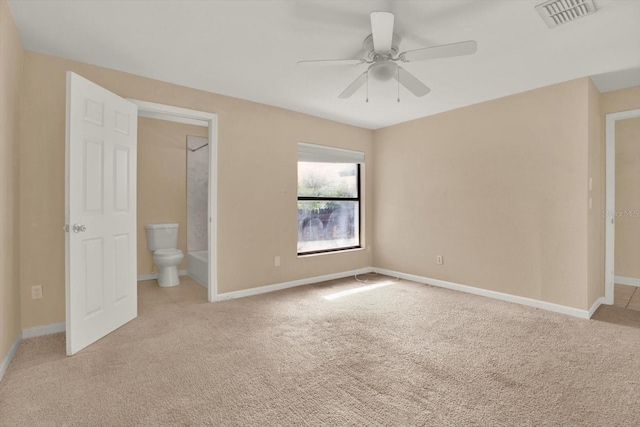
[1,275,639,426]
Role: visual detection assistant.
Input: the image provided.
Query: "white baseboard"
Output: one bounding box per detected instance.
[3,265,604,384]
[22,322,66,339]
[588,297,605,318]
[0,332,22,382]
[614,275,640,287]
[137,269,188,281]
[374,268,593,319]
[2,322,67,382]
[217,267,374,301]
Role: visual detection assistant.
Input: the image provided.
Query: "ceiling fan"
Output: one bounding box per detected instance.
[298,12,478,100]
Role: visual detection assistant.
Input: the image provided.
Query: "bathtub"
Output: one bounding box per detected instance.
[187,250,208,288]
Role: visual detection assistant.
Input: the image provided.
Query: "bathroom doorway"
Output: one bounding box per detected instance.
[130,100,218,302]
[605,108,640,307]
[65,74,218,355]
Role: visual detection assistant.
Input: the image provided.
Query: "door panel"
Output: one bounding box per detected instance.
[83,238,105,316]
[114,146,130,212]
[83,139,104,214]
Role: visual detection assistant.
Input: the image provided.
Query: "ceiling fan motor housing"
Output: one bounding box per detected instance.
[363,33,401,59]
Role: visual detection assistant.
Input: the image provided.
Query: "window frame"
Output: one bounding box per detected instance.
[297,163,362,256]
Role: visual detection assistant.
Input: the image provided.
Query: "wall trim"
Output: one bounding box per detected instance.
[614,275,640,287]
[373,268,593,319]
[217,267,374,301]
[12,267,604,374]
[137,269,188,282]
[0,332,22,382]
[2,321,69,382]
[22,322,66,339]
[3,266,606,382]
[588,297,605,318]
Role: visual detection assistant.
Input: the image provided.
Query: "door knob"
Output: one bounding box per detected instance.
[73,223,87,233]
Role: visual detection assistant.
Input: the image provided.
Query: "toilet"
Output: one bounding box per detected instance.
[145,223,183,287]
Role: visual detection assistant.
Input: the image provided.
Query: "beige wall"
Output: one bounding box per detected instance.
[137,118,208,275]
[587,78,604,307]
[19,51,374,328]
[602,86,640,115]
[373,78,591,310]
[0,0,23,363]
[614,117,640,279]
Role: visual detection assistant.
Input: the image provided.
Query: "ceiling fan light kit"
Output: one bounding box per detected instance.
[369,61,397,82]
[298,11,478,102]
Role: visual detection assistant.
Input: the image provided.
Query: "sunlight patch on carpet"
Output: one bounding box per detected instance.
[323,281,394,300]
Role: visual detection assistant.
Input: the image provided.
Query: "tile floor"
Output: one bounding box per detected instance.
[137,275,208,315]
[613,284,640,311]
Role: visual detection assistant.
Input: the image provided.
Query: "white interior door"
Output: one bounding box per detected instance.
[65,72,138,355]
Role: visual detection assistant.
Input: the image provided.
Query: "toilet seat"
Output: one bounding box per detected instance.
[155,248,182,256]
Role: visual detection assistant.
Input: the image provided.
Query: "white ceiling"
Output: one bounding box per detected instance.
[8,0,640,130]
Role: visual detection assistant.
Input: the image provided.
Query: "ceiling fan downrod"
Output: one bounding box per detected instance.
[397,67,400,103]
[366,71,369,103]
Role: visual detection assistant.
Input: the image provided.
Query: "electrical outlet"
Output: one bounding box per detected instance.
[436,255,444,265]
[274,256,281,267]
[31,285,43,300]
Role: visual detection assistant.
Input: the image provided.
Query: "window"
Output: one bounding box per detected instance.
[297,143,364,255]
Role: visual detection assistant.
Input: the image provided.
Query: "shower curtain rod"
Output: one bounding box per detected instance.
[188,143,209,152]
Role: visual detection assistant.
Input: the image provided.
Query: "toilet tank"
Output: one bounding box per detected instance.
[145,223,179,251]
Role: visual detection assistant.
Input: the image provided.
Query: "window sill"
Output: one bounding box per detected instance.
[297,247,364,258]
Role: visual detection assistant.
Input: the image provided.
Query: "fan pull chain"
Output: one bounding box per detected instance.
[366,71,369,103]
[397,67,400,103]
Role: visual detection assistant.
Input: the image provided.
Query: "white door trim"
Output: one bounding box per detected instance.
[604,108,640,305]
[127,99,219,302]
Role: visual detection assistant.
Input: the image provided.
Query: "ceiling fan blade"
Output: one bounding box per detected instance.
[338,72,368,99]
[401,40,478,62]
[297,58,365,66]
[370,11,394,52]
[394,67,430,97]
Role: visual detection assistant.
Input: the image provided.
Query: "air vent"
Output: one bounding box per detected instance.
[536,0,597,28]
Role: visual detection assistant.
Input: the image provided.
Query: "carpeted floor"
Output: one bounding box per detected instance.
[1,275,639,426]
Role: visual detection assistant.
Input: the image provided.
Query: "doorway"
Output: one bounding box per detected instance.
[65,72,218,355]
[605,108,640,307]
[129,100,218,303]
